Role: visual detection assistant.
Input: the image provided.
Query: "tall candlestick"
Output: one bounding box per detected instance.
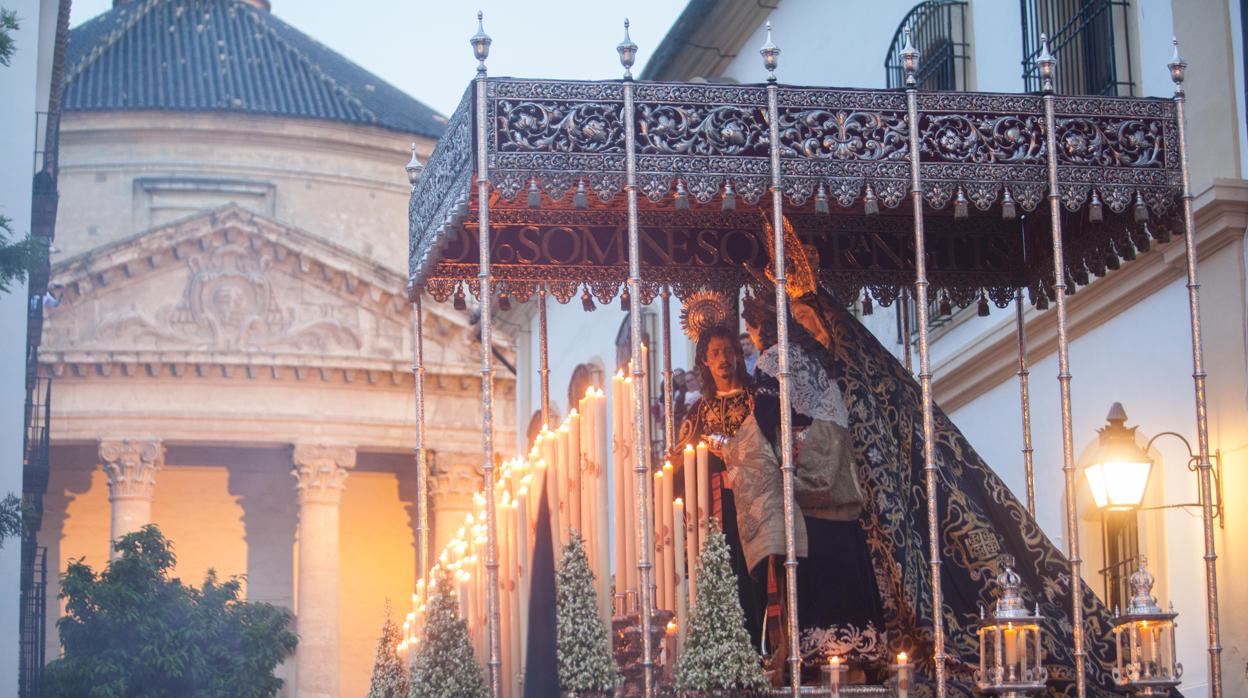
[507,501,521,695]
[623,377,638,595]
[661,460,676,613]
[515,488,530,668]
[612,384,628,604]
[672,498,688,654]
[695,441,710,553]
[577,399,592,551]
[593,389,611,627]
[568,411,582,536]
[557,424,571,549]
[682,443,698,604]
[653,469,666,611]
[544,432,562,556]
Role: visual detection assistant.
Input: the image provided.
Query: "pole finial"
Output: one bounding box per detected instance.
[900,27,919,87]
[760,21,780,81]
[1168,36,1187,94]
[617,18,638,78]
[406,142,423,190]
[470,11,491,71]
[1037,33,1056,93]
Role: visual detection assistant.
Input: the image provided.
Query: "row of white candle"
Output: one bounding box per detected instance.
[399,384,617,697]
[399,368,732,688]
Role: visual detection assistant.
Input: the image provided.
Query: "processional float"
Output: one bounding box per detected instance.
[403,13,1221,698]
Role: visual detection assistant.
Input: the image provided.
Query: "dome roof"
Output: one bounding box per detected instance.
[65,0,445,138]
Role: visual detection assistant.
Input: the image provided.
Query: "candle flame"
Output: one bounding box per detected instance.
[897,652,908,663]
[674,497,683,506]
[829,655,841,666]
[665,620,678,634]
[684,444,694,452]
[663,461,673,473]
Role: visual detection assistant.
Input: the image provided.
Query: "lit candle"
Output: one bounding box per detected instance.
[896,652,910,698]
[682,444,698,605]
[826,655,843,696]
[569,414,581,534]
[653,468,666,611]
[592,389,610,626]
[623,376,638,595]
[515,488,530,660]
[695,441,710,552]
[612,384,628,600]
[1004,624,1018,677]
[661,460,676,612]
[576,402,592,552]
[672,498,688,652]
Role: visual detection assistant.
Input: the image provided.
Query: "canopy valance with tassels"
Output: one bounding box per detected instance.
[408,78,1181,310]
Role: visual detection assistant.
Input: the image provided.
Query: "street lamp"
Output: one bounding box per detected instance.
[1084,403,1224,522]
[1084,403,1152,510]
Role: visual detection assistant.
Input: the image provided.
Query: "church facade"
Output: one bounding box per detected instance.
[34,1,512,696]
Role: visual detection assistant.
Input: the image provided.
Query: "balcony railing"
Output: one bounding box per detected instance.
[885,1,970,91]
[1021,0,1134,95]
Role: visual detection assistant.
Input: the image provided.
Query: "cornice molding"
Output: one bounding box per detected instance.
[932,179,1248,412]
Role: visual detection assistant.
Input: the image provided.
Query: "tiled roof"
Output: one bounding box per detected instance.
[65,0,446,138]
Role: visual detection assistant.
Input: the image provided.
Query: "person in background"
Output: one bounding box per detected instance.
[740,332,758,375]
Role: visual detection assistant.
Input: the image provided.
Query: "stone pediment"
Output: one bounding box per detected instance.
[42,206,500,377]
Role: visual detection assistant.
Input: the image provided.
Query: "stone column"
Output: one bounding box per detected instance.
[291,443,354,698]
[99,438,164,556]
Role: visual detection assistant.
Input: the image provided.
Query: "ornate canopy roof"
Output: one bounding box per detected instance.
[66,0,445,137]
[408,78,1183,310]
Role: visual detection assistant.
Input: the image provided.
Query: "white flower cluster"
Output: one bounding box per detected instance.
[674,522,768,693]
[408,572,489,698]
[366,600,409,698]
[556,530,622,693]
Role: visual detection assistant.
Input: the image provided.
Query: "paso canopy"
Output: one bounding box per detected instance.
[409,78,1181,310]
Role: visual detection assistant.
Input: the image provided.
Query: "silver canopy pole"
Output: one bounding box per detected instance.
[1014,289,1036,516]
[618,20,655,697]
[470,14,502,697]
[760,24,802,696]
[900,29,946,697]
[1037,35,1086,698]
[1169,39,1223,698]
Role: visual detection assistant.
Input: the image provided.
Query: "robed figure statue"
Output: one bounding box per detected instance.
[673,216,1133,695]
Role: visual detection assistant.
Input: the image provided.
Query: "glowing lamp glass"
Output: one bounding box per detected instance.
[1085,458,1151,510]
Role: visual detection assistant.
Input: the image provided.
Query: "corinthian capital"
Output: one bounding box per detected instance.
[99,438,164,501]
[291,443,356,505]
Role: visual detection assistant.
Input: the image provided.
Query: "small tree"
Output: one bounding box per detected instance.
[0,8,19,67]
[556,530,620,694]
[43,525,297,698]
[408,569,487,698]
[366,599,409,698]
[0,493,24,547]
[674,521,768,694]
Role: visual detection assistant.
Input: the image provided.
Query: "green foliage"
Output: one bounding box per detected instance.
[0,9,18,67]
[366,599,409,698]
[556,530,620,693]
[408,569,487,698]
[0,215,46,294]
[0,493,26,546]
[674,521,768,693]
[43,525,297,698]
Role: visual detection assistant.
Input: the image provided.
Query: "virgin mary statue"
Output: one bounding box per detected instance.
[679,216,1130,695]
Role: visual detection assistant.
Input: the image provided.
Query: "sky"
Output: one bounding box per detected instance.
[69,0,690,116]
